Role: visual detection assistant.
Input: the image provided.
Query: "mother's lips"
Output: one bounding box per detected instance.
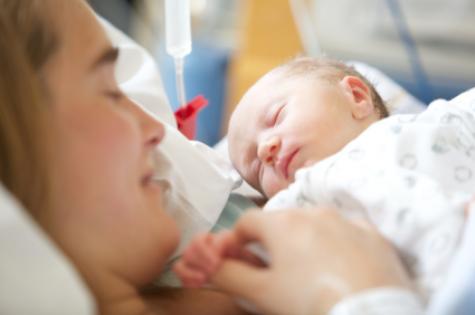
[276,149,299,179]
[141,169,155,186]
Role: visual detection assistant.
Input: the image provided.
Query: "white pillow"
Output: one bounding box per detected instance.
[0,184,95,315]
[101,19,240,258]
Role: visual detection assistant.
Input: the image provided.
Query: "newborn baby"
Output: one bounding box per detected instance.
[227,57,388,198]
[174,57,473,301]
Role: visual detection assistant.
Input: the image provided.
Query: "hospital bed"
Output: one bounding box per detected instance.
[1,17,475,315]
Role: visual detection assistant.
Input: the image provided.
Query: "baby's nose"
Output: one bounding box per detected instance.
[257,137,281,165]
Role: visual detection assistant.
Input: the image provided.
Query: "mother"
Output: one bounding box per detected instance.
[0,1,237,313]
[0,0,413,314]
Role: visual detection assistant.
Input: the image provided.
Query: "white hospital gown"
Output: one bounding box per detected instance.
[265,88,475,302]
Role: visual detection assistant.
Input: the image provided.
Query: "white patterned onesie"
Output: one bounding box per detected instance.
[264,88,475,301]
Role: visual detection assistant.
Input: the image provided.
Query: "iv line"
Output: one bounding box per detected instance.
[174,57,187,108]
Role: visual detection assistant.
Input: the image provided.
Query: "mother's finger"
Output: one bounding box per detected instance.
[210,259,268,306]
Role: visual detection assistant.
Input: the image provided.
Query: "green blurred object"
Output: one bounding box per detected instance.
[155,193,257,288]
[212,193,257,232]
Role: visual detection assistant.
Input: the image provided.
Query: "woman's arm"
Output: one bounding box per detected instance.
[329,288,424,315]
[143,287,251,315]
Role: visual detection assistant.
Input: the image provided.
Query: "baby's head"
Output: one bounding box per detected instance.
[228,57,388,198]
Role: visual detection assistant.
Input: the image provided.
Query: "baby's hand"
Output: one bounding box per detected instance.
[172,233,222,288]
[173,231,268,288]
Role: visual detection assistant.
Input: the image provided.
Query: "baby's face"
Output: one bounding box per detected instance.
[228,71,376,197]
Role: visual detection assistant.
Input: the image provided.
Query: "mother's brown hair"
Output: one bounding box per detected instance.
[0,0,59,216]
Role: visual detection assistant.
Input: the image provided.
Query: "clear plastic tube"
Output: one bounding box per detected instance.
[165,0,192,107]
[174,57,187,108]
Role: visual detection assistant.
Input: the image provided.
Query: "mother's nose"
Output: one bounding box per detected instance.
[129,99,166,147]
[257,136,281,165]
[143,114,165,148]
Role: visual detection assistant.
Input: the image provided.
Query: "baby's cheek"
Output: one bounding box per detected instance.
[262,173,288,198]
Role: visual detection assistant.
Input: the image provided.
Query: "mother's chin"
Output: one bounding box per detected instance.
[136,217,181,286]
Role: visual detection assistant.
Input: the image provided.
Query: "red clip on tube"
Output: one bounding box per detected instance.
[174,95,208,140]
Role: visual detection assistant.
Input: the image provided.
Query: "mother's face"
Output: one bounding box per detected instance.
[40,1,179,284]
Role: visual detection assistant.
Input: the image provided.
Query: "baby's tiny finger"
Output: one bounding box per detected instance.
[214,231,241,258]
[172,260,207,288]
[183,237,220,273]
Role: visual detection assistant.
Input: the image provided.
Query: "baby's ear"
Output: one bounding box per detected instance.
[339,76,375,120]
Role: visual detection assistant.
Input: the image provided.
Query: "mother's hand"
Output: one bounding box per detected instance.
[210,208,413,315]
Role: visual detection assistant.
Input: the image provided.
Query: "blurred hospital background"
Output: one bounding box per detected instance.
[89,0,475,146]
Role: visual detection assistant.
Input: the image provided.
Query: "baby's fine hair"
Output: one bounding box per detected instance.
[275,57,389,119]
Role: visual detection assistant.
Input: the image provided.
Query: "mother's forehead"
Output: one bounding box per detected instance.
[51,1,112,66]
[53,0,108,49]
[47,0,89,26]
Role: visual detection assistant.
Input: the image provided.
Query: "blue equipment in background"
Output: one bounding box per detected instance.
[159,41,230,145]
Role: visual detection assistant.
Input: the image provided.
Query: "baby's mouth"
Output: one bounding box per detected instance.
[277,149,299,180]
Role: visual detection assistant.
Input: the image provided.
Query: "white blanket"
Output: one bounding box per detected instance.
[265,88,475,299]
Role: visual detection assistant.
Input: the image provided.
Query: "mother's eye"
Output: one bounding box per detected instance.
[105,90,125,103]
